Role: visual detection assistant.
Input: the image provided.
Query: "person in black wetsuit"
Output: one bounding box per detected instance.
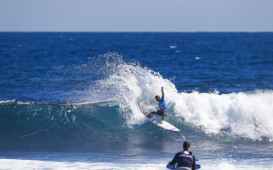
[169,141,196,170]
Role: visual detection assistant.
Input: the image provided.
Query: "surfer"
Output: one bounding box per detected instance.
[148,86,167,123]
[169,141,196,170]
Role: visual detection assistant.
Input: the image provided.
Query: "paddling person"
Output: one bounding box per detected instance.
[148,86,167,123]
[169,141,196,170]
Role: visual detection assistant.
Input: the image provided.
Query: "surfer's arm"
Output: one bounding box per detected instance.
[161,87,164,99]
[169,153,179,165]
[192,155,196,170]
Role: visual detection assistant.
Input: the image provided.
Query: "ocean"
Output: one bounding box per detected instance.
[0,32,273,169]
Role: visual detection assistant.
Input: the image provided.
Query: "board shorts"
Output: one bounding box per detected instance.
[151,110,167,120]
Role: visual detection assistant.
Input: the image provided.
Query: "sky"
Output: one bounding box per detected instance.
[0,0,273,32]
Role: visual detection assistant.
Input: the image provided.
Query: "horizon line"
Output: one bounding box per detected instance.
[1,31,273,33]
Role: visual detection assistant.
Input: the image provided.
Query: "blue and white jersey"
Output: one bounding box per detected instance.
[158,97,167,111]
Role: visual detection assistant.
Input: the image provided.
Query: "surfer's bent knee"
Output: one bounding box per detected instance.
[161,111,167,120]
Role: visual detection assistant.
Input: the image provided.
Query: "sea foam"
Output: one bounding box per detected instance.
[90,54,273,141]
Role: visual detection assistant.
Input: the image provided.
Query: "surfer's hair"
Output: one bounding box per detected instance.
[183,141,190,150]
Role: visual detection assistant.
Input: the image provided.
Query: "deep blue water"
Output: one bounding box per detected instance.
[0,32,273,169]
[1,33,273,103]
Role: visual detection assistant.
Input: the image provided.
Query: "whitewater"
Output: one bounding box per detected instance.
[1,32,273,169]
[86,54,273,141]
[1,54,273,169]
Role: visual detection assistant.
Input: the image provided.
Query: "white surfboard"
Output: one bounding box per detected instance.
[146,113,180,132]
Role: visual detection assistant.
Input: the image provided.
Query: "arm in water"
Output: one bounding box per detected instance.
[169,153,179,165]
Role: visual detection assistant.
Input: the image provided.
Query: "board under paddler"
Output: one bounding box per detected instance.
[146,113,180,132]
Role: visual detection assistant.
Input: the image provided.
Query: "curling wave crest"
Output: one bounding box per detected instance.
[88,54,273,141]
[1,53,273,148]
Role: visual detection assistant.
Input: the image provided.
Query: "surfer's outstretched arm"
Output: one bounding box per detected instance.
[161,87,164,99]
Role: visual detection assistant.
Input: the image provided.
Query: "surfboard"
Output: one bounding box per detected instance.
[146,113,180,132]
[167,163,201,169]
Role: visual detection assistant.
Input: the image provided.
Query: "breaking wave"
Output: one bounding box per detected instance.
[1,54,273,151]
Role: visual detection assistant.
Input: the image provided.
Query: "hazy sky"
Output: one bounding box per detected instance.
[0,0,273,32]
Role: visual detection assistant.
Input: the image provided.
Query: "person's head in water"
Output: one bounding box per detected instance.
[183,141,191,151]
[155,95,161,101]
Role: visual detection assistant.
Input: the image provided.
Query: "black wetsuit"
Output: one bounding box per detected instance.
[169,150,196,170]
[150,110,167,120]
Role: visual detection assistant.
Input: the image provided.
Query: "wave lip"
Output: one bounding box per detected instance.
[1,54,273,152]
[86,54,273,141]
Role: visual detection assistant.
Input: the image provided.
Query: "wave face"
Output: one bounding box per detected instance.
[1,32,273,152]
[87,54,273,140]
[1,54,273,151]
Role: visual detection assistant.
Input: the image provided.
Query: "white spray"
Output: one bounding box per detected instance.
[90,54,273,141]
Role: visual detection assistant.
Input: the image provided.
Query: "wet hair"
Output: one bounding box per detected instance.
[155,95,159,99]
[183,141,190,150]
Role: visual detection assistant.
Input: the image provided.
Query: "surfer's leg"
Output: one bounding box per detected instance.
[153,111,165,120]
[160,111,167,120]
[149,111,157,115]
[150,110,161,115]
[150,111,167,121]
[152,110,162,116]
[163,111,167,120]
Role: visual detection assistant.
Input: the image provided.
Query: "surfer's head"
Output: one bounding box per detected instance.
[155,95,160,101]
[183,141,190,151]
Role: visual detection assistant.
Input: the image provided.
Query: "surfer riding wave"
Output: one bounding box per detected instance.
[147,87,167,123]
